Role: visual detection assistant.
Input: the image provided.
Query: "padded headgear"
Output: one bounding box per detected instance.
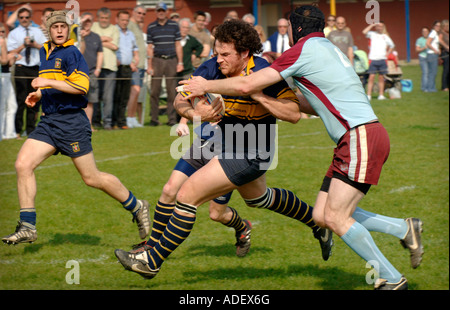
[46,10,68,32]
[289,5,325,42]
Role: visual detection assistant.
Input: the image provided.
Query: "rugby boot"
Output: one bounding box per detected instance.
[374,276,408,290]
[235,219,252,257]
[132,200,151,239]
[313,227,333,261]
[400,218,424,268]
[2,221,37,245]
[114,248,159,279]
[130,240,153,253]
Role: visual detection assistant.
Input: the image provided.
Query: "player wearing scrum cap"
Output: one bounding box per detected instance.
[114,19,333,280]
[2,11,150,246]
[181,5,423,290]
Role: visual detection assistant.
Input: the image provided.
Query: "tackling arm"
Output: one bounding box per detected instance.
[251,91,301,124]
[296,90,318,116]
[181,66,283,98]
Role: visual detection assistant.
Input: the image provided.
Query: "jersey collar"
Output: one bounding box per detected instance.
[299,31,325,42]
[243,56,255,76]
[44,39,74,60]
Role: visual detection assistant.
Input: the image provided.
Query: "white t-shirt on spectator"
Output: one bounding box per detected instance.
[366,31,395,60]
[427,29,440,54]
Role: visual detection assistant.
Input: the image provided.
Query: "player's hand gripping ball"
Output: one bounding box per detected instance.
[177,85,226,116]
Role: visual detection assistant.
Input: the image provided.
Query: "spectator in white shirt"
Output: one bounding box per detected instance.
[362,22,395,100]
[0,23,18,140]
[7,7,46,137]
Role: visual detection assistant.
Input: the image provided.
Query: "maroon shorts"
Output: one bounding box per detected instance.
[326,122,390,185]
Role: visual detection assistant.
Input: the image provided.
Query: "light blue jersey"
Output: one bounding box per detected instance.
[271,32,377,143]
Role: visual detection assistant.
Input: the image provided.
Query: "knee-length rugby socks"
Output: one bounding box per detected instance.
[341,221,402,283]
[352,207,408,239]
[147,201,175,247]
[223,207,246,233]
[121,191,140,215]
[20,208,36,229]
[147,201,196,270]
[245,188,317,230]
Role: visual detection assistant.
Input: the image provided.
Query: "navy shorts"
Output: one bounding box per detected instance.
[182,140,272,187]
[174,143,233,204]
[28,110,93,158]
[219,155,270,187]
[368,59,388,75]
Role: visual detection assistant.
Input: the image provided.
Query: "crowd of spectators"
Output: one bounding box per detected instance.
[1,3,448,140]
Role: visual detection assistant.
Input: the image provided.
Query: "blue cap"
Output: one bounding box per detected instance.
[156,2,167,11]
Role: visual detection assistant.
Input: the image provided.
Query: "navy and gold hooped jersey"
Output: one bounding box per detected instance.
[181,55,299,126]
[39,39,90,115]
[181,55,299,158]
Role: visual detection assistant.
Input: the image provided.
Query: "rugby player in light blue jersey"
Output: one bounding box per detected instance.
[181,5,423,290]
[2,11,150,246]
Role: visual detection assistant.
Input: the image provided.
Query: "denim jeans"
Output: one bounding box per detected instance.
[425,53,439,92]
[419,56,428,91]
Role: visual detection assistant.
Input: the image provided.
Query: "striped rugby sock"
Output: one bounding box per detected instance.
[269,188,317,229]
[223,207,246,233]
[245,188,317,230]
[147,201,175,247]
[147,201,196,270]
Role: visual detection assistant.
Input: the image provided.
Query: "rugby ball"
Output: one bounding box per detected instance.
[177,86,225,116]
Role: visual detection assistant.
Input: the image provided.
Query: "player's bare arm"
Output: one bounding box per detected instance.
[176,117,190,137]
[31,77,86,95]
[180,67,301,123]
[173,93,222,123]
[296,91,319,116]
[250,91,302,124]
[180,66,283,99]
[173,93,196,119]
[25,89,42,108]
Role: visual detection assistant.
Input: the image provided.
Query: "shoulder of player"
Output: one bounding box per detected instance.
[60,44,86,64]
[251,56,270,71]
[283,33,327,53]
[192,57,223,80]
[65,44,81,53]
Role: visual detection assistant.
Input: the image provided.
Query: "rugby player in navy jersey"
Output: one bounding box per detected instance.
[114,19,333,280]
[2,11,150,246]
[181,6,423,290]
[129,118,254,258]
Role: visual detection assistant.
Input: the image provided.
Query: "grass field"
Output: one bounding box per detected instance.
[0,64,448,293]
